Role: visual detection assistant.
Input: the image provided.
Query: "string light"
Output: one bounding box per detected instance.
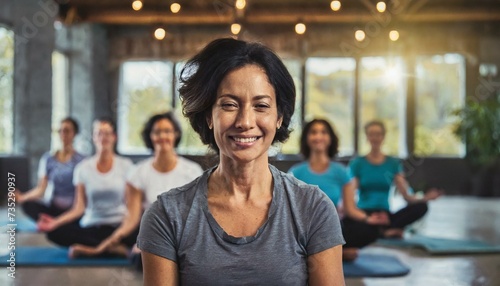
[376,1,386,13]
[295,23,306,35]
[170,3,181,13]
[132,0,143,11]
[355,30,365,41]
[330,1,341,12]
[235,0,246,10]
[389,30,399,41]
[231,23,242,35]
[154,28,166,40]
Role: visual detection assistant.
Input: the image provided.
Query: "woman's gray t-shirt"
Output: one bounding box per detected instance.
[137,164,345,285]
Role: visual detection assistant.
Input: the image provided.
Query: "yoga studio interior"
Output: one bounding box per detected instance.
[1,0,500,285]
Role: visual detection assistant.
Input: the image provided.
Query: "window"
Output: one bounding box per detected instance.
[305,58,356,156]
[0,26,14,154]
[51,51,69,151]
[414,54,466,156]
[359,57,407,157]
[118,61,173,154]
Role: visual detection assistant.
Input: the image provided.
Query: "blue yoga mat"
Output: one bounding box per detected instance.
[3,247,409,276]
[0,247,130,266]
[343,253,410,278]
[377,234,500,254]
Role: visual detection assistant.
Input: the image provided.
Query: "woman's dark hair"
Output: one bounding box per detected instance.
[364,120,386,135]
[93,117,117,133]
[179,38,296,153]
[300,119,339,159]
[141,111,182,150]
[61,117,79,134]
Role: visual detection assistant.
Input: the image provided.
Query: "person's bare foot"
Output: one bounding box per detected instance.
[69,244,100,258]
[342,248,359,261]
[106,244,129,257]
[69,244,128,258]
[383,228,404,238]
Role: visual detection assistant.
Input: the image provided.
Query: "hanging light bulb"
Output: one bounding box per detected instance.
[170,3,181,13]
[389,30,399,41]
[330,1,341,12]
[376,1,386,13]
[235,0,246,10]
[231,23,242,35]
[355,30,365,41]
[295,23,306,35]
[154,28,166,40]
[132,0,143,11]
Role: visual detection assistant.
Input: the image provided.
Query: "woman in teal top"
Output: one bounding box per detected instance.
[288,119,350,207]
[342,120,443,261]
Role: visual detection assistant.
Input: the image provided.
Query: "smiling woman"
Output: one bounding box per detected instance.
[137,38,346,286]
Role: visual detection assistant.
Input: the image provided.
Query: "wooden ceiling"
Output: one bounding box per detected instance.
[57,0,500,26]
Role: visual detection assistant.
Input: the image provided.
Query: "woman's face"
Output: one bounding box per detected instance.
[150,118,177,153]
[93,121,116,152]
[210,64,282,164]
[58,121,76,146]
[366,124,385,150]
[307,122,331,154]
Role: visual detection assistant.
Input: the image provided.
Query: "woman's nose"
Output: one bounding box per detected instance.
[235,106,255,130]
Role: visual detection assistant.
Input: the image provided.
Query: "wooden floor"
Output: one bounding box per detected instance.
[1,196,499,286]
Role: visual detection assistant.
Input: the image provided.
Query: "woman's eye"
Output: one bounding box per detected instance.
[221,103,237,109]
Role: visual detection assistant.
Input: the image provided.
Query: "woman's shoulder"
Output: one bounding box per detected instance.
[288,161,308,173]
[73,156,95,174]
[272,165,326,199]
[134,157,153,168]
[348,155,366,167]
[272,166,334,218]
[155,171,207,210]
[384,156,401,165]
[78,156,95,166]
[72,151,86,162]
[115,155,134,166]
[177,156,203,171]
[329,161,347,169]
[328,161,348,174]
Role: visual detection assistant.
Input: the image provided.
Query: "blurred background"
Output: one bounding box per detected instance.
[1,0,500,197]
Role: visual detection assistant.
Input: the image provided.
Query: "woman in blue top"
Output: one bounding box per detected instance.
[289,119,350,207]
[17,117,85,221]
[342,120,442,260]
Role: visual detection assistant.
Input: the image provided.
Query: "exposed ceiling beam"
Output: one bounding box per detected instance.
[83,9,500,25]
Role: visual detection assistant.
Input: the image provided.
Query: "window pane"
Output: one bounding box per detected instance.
[173,62,208,155]
[51,51,69,151]
[305,58,355,156]
[359,57,407,157]
[0,27,14,154]
[278,59,302,155]
[414,54,465,157]
[118,61,173,154]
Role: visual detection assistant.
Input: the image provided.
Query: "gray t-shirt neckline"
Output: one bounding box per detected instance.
[201,165,279,245]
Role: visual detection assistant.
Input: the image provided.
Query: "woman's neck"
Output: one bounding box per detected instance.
[56,144,74,162]
[153,149,177,173]
[367,148,385,164]
[211,156,272,200]
[96,149,114,162]
[308,151,330,172]
[60,144,74,155]
[96,149,114,173]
